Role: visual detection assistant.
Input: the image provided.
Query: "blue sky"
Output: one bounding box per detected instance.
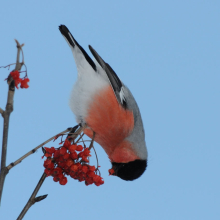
[0,0,219,219]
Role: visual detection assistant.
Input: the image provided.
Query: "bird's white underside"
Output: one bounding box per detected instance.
[69,52,109,123]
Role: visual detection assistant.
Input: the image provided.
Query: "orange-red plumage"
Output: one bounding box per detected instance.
[84,86,138,163]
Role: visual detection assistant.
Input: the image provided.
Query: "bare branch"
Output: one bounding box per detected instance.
[7,128,70,170]
[17,173,47,220]
[0,40,25,203]
[0,108,4,117]
[14,39,24,71]
[0,63,16,70]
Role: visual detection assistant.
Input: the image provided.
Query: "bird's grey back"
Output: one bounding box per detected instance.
[123,85,148,160]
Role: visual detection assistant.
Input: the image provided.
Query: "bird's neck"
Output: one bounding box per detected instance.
[108,140,140,163]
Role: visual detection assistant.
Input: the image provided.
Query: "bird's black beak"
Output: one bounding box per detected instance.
[110,162,124,176]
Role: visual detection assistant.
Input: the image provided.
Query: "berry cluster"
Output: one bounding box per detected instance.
[10,70,29,89]
[43,139,104,186]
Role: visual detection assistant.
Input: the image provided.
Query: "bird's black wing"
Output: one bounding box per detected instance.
[89,45,127,109]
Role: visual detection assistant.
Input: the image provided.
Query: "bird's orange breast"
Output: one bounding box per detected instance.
[84,86,138,162]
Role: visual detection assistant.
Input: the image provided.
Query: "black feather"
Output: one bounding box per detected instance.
[89,45,127,109]
[59,25,96,71]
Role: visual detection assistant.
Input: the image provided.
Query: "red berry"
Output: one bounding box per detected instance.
[59,176,67,185]
[78,152,84,158]
[54,150,60,158]
[83,148,91,156]
[60,147,67,155]
[81,165,88,173]
[108,168,115,175]
[89,166,96,172]
[78,177,85,182]
[76,163,82,169]
[44,168,53,176]
[63,139,71,148]
[70,164,78,172]
[76,145,83,151]
[47,163,54,170]
[10,71,20,80]
[52,167,62,176]
[58,162,66,168]
[43,159,52,168]
[87,171,95,177]
[20,78,30,89]
[69,145,77,152]
[63,153,70,160]
[53,176,59,182]
[81,156,89,162]
[70,173,78,179]
[66,159,74,167]
[85,177,94,185]
[93,175,101,183]
[50,147,55,153]
[70,152,78,160]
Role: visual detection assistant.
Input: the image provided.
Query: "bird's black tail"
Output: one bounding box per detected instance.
[59,25,96,71]
[59,25,77,48]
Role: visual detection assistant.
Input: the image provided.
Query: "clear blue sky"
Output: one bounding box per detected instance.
[0,1,219,219]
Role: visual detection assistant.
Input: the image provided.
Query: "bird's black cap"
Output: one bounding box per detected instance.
[111,159,147,181]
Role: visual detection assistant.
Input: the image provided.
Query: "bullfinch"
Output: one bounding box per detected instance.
[59,25,148,181]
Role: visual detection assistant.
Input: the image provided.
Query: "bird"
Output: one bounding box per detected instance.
[59,25,148,181]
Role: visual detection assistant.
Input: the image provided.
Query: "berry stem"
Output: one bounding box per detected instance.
[75,133,85,144]
[88,131,95,150]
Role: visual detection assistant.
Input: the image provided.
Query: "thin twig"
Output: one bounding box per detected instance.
[75,133,85,144]
[77,140,92,143]
[0,40,24,204]
[71,124,87,144]
[0,63,16,70]
[92,145,100,169]
[7,129,70,170]
[17,173,47,220]
[88,131,95,150]
[87,132,99,169]
[0,108,4,117]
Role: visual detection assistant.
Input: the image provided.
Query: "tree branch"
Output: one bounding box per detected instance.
[17,173,47,220]
[0,108,4,117]
[0,39,24,204]
[17,124,86,219]
[6,128,70,170]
